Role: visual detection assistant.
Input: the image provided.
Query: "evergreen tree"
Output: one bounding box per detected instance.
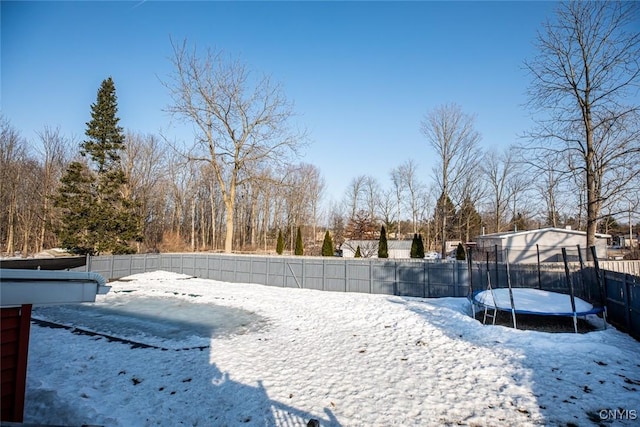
[456,196,483,242]
[54,162,97,253]
[276,230,284,255]
[354,245,362,258]
[435,192,457,257]
[378,225,388,258]
[456,242,466,260]
[417,234,425,259]
[321,230,334,256]
[54,77,141,254]
[410,233,418,258]
[294,226,304,255]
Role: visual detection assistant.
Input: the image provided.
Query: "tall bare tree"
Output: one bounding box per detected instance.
[343,175,367,221]
[35,126,71,252]
[482,148,522,233]
[395,159,423,234]
[421,103,481,256]
[164,39,304,253]
[362,175,381,227]
[389,166,405,239]
[524,1,640,254]
[0,116,27,255]
[377,187,398,238]
[123,132,169,251]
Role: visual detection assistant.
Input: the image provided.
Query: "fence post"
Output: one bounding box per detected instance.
[423,261,427,298]
[426,262,431,298]
[266,257,270,287]
[344,260,348,293]
[283,258,286,287]
[110,255,114,280]
[536,244,542,289]
[394,261,398,296]
[369,260,373,294]
[452,261,456,296]
[494,245,500,288]
[623,273,631,333]
[466,247,473,297]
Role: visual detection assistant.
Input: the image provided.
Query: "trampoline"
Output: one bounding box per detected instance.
[472,288,605,317]
[468,245,608,333]
[470,287,606,333]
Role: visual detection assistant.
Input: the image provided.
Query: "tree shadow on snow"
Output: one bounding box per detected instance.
[386,295,639,427]
[26,312,341,427]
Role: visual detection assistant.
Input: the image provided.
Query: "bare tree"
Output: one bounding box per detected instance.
[34,126,71,252]
[123,133,170,251]
[421,103,481,256]
[395,159,423,234]
[530,153,566,228]
[456,172,485,242]
[279,163,323,252]
[524,1,640,254]
[362,176,381,227]
[163,39,304,253]
[305,164,325,246]
[343,175,367,221]
[389,166,405,239]
[482,148,521,233]
[377,187,397,238]
[0,116,27,255]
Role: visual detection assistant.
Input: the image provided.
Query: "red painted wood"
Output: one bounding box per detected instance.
[0,305,31,422]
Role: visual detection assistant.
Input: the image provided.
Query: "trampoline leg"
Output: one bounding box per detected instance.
[573,314,578,333]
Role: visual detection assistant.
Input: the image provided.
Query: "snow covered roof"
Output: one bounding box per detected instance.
[0,269,109,307]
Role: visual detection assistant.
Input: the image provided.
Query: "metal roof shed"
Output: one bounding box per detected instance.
[0,269,109,423]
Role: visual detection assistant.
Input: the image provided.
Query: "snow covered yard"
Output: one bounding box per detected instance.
[25,271,640,426]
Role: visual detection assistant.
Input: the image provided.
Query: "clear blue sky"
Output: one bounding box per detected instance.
[2,1,559,206]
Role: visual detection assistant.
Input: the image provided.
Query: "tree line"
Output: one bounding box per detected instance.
[1,1,638,258]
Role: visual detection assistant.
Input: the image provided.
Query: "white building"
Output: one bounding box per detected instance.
[475,227,610,264]
[341,239,413,259]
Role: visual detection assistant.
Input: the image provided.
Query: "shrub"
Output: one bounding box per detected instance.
[322,231,334,256]
[378,226,388,258]
[294,227,304,256]
[276,230,284,255]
